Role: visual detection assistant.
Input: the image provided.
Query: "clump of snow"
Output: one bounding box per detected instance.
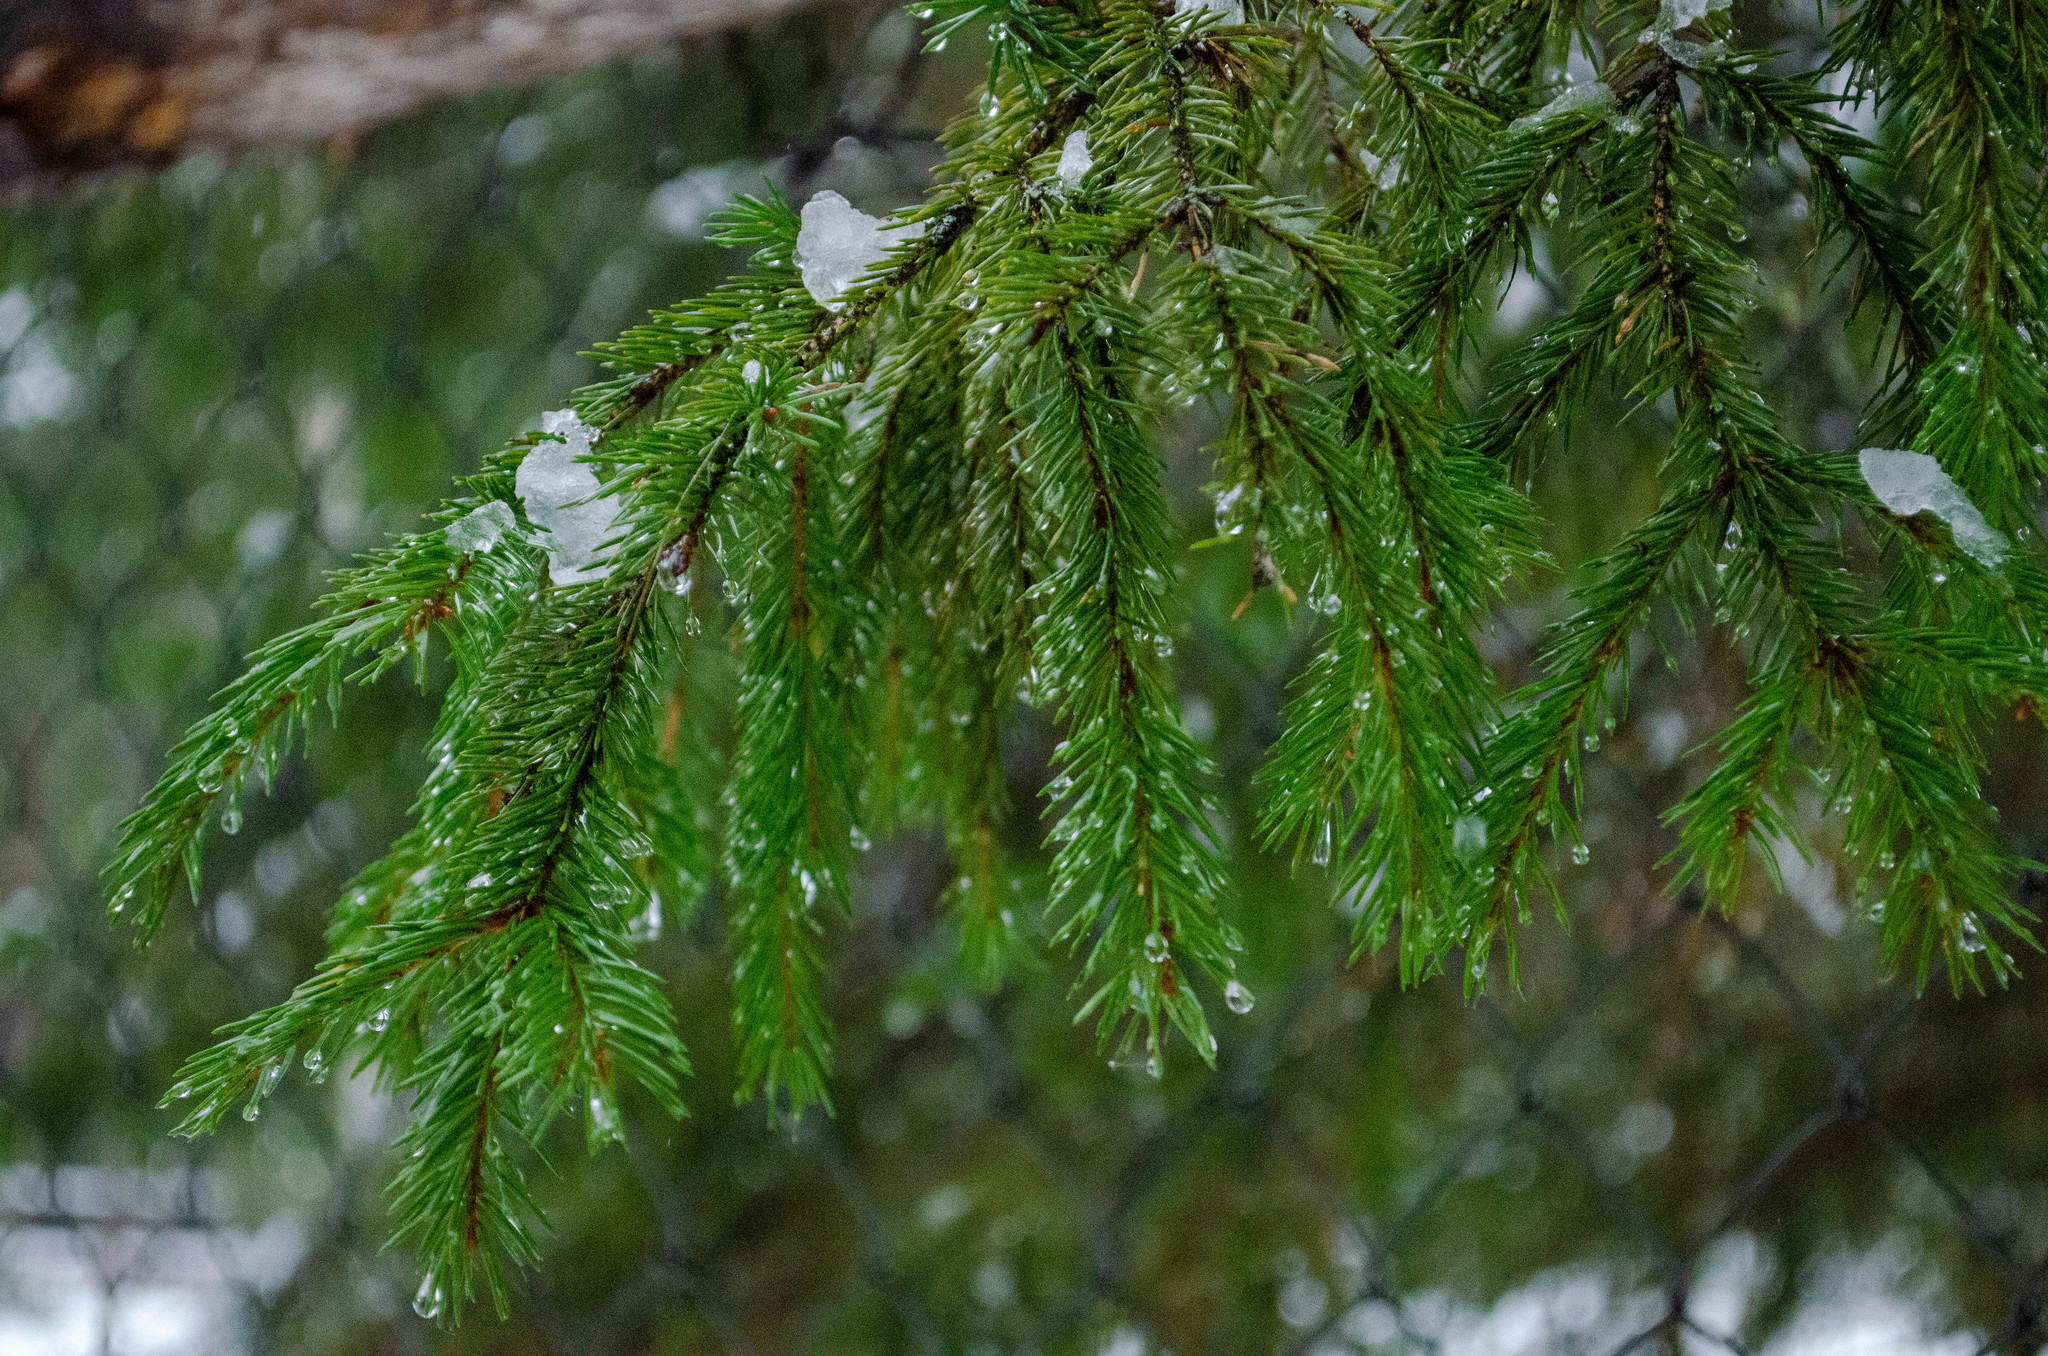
[1175,0,1242,19]
[447,500,517,555]
[1658,31,1726,65]
[1055,129,1093,193]
[1509,82,1614,134]
[1656,0,1730,65]
[1858,448,2008,569]
[795,191,923,311]
[741,358,763,384]
[1661,0,1730,23]
[517,410,621,585]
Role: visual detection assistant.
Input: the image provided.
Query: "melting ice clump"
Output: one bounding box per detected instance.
[795,191,923,311]
[1655,0,1731,65]
[446,500,516,555]
[1858,448,2008,570]
[1056,130,1093,193]
[1510,82,1614,134]
[517,410,621,586]
[1661,0,1730,23]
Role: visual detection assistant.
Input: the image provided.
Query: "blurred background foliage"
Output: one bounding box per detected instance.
[0,2,2045,1353]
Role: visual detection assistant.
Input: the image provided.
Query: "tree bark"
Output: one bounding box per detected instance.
[0,0,808,182]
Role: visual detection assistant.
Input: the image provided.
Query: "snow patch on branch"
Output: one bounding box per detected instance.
[1509,82,1613,134]
[794,191,922,312]
[1661,0,1731,24]
[1858,448,2008,569]
[1655,0,1731,66]
[1055,129,1093,193]
[517,410,621,585]
[447,500,517,555]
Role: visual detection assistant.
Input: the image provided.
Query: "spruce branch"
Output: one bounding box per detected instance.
[1705,62,1939,376]
[1329,3,1492,228]
[112,0,2048,1317]
[1884,0,2048,520]
[1031,323,1237,1068]
[1394,78,1614,357]
[105,528,517,940]
[725,383,858,1114]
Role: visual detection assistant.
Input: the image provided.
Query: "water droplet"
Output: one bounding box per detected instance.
[1224,980,1255,1015]
[1961,916,1986,954]
[588,1094,620,1142]
[413,1274,445,1321]
[850,825,872,852]
[1143,931,1170,964]
[1213,483,1244,535]
[220,804,242,836]
[1571,843,1590,865]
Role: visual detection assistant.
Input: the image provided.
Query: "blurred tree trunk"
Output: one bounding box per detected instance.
[0,0,806,182]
